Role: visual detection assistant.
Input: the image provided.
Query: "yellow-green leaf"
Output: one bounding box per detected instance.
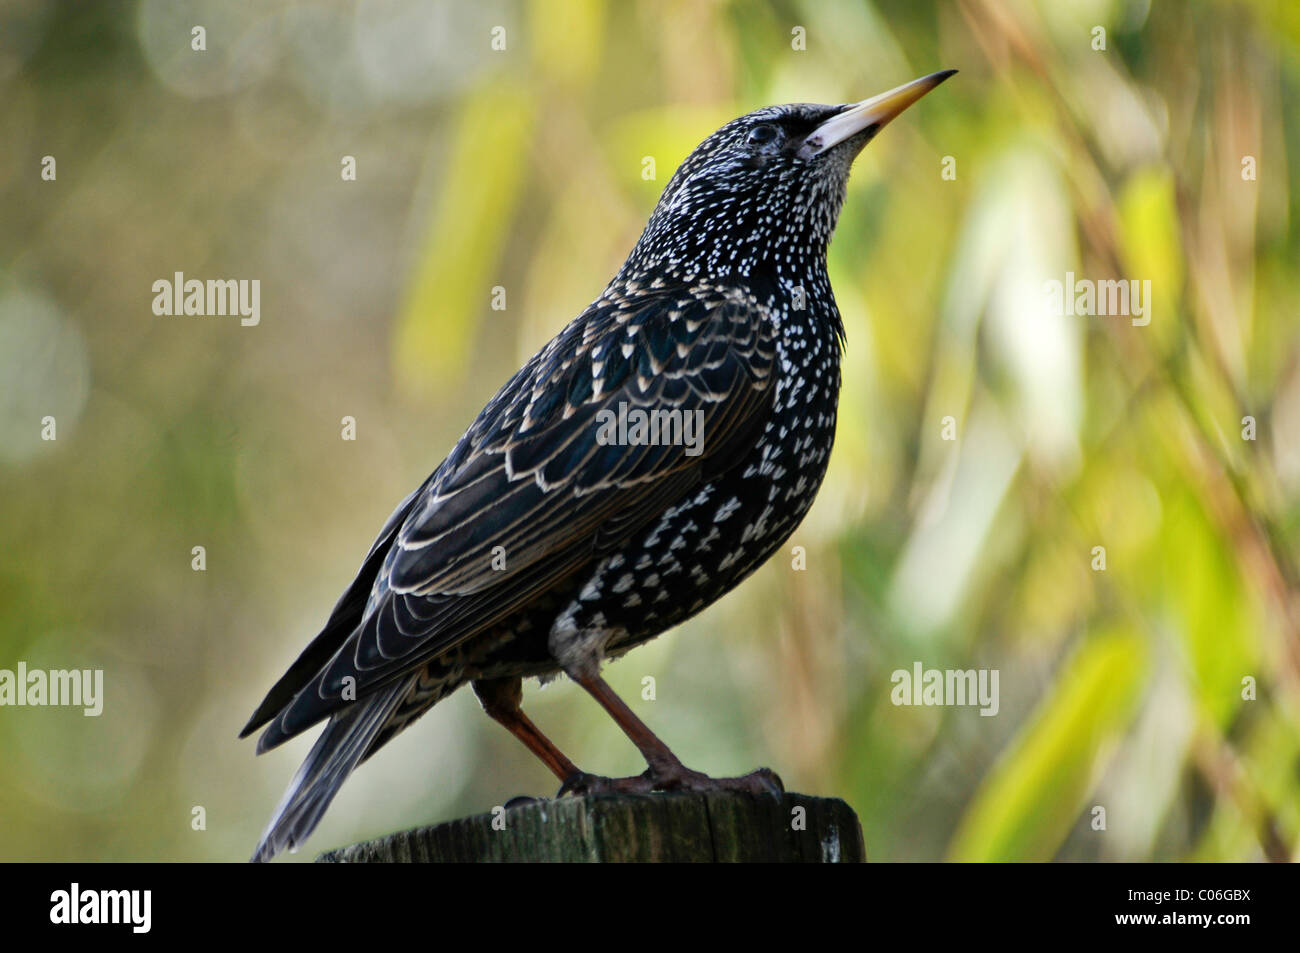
[394,80,537,397]
[948,629,1147,861]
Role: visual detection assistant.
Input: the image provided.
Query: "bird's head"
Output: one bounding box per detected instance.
[624,70,956,288]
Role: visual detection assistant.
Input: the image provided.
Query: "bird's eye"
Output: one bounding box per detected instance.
[747,124,780,146]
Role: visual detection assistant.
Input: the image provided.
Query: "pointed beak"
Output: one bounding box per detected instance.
[797,69,957,161]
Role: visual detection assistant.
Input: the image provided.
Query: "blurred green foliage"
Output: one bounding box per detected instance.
[0,0,1297,862]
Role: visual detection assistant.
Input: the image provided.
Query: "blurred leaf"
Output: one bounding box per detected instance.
[1117,165,1184,356]
[393,79,537,397]
[1159,489,1261,727]
[948,629,1147,861]
[529,0,606,88]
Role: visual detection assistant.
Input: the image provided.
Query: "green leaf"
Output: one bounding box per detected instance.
[948,629,1147,861]
[393,80,537,397]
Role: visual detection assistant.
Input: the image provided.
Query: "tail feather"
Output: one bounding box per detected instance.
[250,674,417,863]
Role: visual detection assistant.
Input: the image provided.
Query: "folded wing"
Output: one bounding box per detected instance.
[246,282,777,752]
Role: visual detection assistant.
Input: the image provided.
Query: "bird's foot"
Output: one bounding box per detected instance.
[557,764,783,799]
[656,765,784,798]
[556,769,656,797]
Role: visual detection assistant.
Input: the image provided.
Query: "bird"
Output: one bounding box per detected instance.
[243,69,956,862]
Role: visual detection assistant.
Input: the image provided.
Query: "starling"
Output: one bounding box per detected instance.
[243,70,956,861]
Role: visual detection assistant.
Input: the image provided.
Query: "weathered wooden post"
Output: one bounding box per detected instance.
[317,791,865,863]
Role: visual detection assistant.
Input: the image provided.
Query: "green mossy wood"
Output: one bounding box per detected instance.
[316,792,865,863]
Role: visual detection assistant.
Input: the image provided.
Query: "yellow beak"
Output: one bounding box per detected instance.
[797,69,957,160]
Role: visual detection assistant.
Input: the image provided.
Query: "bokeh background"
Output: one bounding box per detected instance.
[2,0,1298,862]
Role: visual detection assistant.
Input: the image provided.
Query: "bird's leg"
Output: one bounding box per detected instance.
[472,677,580,783]
[561,668,783,798]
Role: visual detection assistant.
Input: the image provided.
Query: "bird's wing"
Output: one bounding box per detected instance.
[251,281,778,751]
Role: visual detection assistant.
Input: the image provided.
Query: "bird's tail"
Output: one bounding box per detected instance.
[250,674,417,863]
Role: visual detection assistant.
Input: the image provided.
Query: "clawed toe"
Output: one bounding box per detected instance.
[556,770,654,797]
[656,765,784,798]
[741,767,785,797]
